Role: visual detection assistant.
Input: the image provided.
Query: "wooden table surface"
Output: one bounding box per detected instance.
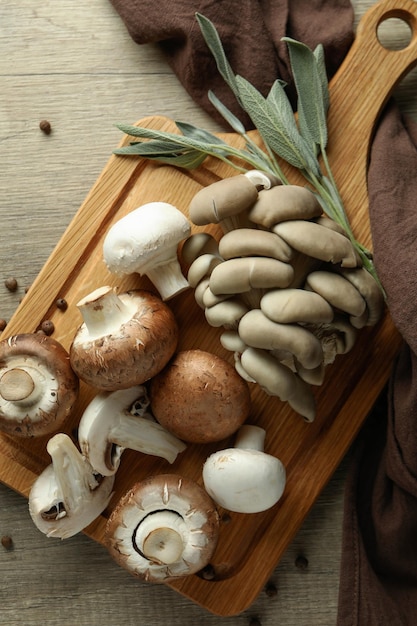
[0,2,416,625]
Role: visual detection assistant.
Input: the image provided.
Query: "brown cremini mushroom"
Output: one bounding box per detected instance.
[150,349,251,443]
[105,474,219,583]
[0,333,79,437]
[70,286,178,391]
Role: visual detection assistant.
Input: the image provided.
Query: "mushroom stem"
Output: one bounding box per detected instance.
[234,424,266,452]
[145,257,190,301]
[77,286,134,341]
[134,510,186,565]
[0,368,35,403]
[108,412,187,466]
[47,433,100,512]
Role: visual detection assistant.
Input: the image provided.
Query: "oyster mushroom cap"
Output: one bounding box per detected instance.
[70,287,178,391]
[202,425,286,513]
[29,433,115,539]
[105,474,219,583]
[0,333,79,438]
[248,184,323,228]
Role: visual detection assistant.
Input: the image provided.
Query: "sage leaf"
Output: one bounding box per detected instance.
[175,120,228,146]
[235,74,320,175]
[282,37,329,150]
[195,13,241,104]
[114,142,208,169]
[208,90,246,135]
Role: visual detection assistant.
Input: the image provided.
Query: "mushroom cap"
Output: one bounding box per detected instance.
[103,202,191,276]
[248,185,323,228]
[189,174,259,226]
[218,228,294,263]
[150,349,251,444]
[0,333,79,437]
[105,474,219,583]
[209,257,294,295]
[70,290,178,391]
[202,448,286,513]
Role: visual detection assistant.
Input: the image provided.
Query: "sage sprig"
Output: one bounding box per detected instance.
[114,12,381,291]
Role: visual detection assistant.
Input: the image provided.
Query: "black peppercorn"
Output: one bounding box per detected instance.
[295,554,309,570]
[4,277,18,292]
[1,535,13,550]
[40,320,55,336]
[55,297,68,311]
[39,119,52,134]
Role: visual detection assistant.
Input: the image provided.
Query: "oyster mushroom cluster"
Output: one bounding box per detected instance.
[182,171,384,421]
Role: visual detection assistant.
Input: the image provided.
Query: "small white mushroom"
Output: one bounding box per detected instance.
[103,202,191,300]
[78,386,187,476]
[69,286,178,391]
[202,424,286,513]
[105,474,220,583]
[0,333,79,438]
[28,433,115,539]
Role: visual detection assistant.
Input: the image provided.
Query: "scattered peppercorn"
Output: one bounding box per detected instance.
[221,512,232,524]
[249,618,262,626]
[295,554,309,570]
[39,119,51,135]
[0,319,7,331]
[264,581,278,597]
[55,297,68,311]
[4,277,18,292]
[40,320,55,336]
[1,535,13,550]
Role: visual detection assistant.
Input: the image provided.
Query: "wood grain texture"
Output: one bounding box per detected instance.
[0,1,416,624]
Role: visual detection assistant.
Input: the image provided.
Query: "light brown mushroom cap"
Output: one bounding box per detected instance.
[189,174,259,227]
[150,349,251,444]
[240,347,316,421]
[70,289,178,391]
[337,267,384,327]
[305,270,367,317]
[218,228,294,263]
[260,288,334,324]
[273,220,360,268]
[248,185,323,229]
[0,333,79,437]
[105,474,219,583]
[209,257,294,295]
[238,309,323,370]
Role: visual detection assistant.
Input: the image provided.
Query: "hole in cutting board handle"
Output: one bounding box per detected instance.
[377,16,413,50]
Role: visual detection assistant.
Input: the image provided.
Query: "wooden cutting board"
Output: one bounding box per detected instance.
[0,0,416,616]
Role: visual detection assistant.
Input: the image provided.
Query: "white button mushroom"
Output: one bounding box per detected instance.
[69,286,178,391]
[77,385,187,476]
[28,433,115,539]
[105,474,219,583]
[202,424,286,513]
[0,333,79,438]
[103,202,191,301]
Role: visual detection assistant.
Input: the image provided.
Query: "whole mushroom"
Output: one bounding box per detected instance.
[0,333,79,437]
[105,474,219,583]
[202,424,286,513]
[150,349,251,444]
[70,286,178,391]
[103,202,191,301]
[29,433,115,539]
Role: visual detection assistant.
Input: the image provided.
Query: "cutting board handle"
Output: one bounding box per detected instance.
[324,0,417,241]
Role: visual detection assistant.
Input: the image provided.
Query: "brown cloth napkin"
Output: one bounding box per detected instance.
[109,1,417,623]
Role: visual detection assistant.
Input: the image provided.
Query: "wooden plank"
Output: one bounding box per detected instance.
[0,1,411,626]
